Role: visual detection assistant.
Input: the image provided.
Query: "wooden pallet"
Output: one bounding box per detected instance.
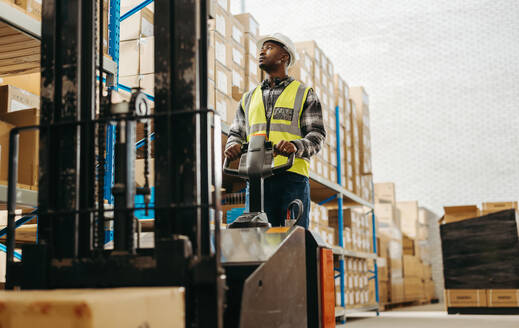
[381,299,424,310]
[447,307,519,315]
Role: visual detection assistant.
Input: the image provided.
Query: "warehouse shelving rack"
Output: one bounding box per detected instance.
[323,105,379,324]
[0,0,120,253]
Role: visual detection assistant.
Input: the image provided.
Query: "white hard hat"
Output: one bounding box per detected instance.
[256,33,296,67]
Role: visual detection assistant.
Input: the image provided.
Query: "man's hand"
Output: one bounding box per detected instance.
[224,143,242,161]
[274,140,297,157]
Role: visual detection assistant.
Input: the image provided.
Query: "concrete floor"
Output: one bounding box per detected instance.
[337,303,519,328]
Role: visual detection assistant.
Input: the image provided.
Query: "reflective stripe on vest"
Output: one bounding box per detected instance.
[242,80,311,177]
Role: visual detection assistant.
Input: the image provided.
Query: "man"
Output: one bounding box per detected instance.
[224,33,326,228]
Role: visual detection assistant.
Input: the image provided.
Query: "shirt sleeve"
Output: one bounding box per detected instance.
[225,99,247,151]
[290,88,327,158]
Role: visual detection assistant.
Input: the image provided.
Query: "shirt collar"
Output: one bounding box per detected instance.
[261,76,294,90]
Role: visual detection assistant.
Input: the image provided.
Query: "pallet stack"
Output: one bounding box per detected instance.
[441,202,519,313]
[350,87,373,202]
[374,182,439,308]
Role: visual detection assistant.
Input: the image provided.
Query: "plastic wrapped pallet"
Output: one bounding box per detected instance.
[440,209,519,289]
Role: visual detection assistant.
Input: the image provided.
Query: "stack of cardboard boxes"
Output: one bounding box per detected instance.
[374,182,438,306]
[308,201,334,245]
[119,2,154,99]
[374,183,404,304]
[4,0,42,21]
[333,75,352,191]
[335,257,372,308]
[328,207,373,253]
[209,2,257,123]
[350,87,373,202]
[295,41,333,183]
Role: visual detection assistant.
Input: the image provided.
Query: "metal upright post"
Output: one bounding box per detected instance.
[78,0,97,257]
[371,181,380,314]
[335,105,346,322]
[104,0,121,205]
[37,0,87,259]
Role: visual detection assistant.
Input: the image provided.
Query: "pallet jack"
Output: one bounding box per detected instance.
[221,134,336,327]
[3,0,335,327]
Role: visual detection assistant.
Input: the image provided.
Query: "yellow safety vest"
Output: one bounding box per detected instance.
[242,80,311,177]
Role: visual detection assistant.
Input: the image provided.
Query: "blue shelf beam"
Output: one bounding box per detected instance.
[120,0,154,21]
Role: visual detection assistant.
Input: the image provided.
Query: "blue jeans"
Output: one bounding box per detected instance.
[245,172,310,228]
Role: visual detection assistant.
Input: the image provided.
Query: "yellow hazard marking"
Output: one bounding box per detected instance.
[266,227,290,234]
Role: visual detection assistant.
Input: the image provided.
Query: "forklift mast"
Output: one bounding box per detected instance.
[5,1,225,327]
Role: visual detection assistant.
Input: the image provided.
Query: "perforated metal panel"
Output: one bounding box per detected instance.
[232,0,519,215]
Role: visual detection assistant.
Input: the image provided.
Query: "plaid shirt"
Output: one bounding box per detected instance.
[225,76,326,160]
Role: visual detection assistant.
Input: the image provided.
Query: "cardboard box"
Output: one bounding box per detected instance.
[481,201,518,215]
[246,55,260,83]
[390,278,405,303]
[350,86,371,175]
[402,234,415,255]
[234,13,260,38]
[230,14,245,47]
[374,182,396,205]
[120,6,153,41]
[424,279,436,301]
[215,90,232,124]
[374,203,397,227]
[487,289,519,307]
[213,0,230,12]
[208,78,215,110]
[230,42,246,69]
[0,85,40,114]
[377,257,389,282]
[118,74,154,98]
[0,108,39,186]
[404,277,423,302]
[445,289,487,307]
[215,62,232,96]
[403,255,421,277]
[442,205,480,224]
[231,66,245,101]
[379,280,389,304]
[0,287,185,327]
[0,73,40,97]
[212,31,230,67]
[119,40,140,76]
[397,201,419,239]
[0,120,16,183]
[27,0,41,19]
[417,225,428,240]
[209,4,229,38]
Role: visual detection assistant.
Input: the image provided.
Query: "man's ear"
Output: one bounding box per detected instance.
[281,52,290,66]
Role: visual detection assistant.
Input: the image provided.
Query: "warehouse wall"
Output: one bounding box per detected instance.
[232,0,519,216]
